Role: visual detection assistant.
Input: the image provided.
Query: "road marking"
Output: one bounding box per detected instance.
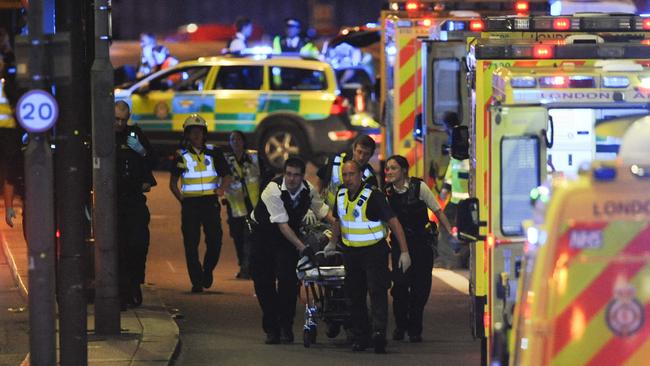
[166,261,176,273]
[432,268,469,295]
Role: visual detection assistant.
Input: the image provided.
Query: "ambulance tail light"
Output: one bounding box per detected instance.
[328,130,358,142]
[643,18,650,30]
[469,19,485,32]
[553,18,571,31]
[533,44,554,59]
[539,76,568,88]
[511,76,536,88]
[330,96,349,115]
[602,76,629,88]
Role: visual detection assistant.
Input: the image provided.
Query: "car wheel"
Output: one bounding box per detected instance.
[260,126,309,171]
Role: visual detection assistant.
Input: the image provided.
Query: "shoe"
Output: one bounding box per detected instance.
[265,332,281,345]
[409,334,422,343]
[280,328,294,343]
[203,270,213,289]
[191,285,203,293]
[373,331,387,354]
[392,328,405,341]
[131,284,143,307]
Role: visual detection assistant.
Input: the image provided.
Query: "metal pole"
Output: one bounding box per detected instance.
[92,0,119,335]
[55,0,90,362]
[25,0,57,364]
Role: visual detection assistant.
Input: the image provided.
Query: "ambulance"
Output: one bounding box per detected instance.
[451,14,650,364]
[510,117,650,366]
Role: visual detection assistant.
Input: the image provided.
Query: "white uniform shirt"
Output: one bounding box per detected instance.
[256,178,329,224]
[390,180,441,212]
[229,32,247,53]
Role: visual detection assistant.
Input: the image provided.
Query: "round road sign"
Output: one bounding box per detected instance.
[16,89,59,133]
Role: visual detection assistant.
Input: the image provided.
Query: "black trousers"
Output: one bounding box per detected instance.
[118,196,150,300]
[227,215,250,272]
[343,240,391,339]
[250,227,299,335]
[390,233,435,337]
[181,195,223,288]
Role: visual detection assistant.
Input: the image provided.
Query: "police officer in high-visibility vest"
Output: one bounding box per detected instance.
[272,18,319,56]
[383,155,455,343]
[250,157,336,345]
[325,159,411,354]
[317,134,378,209]
[169,114,232,293]
[223,130,262,279]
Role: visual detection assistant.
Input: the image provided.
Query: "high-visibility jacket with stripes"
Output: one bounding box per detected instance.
[326,152,374,207]
[444,157,470,204]
[178,144,222,197]
[224,150,260,217]
[337,186,387,247]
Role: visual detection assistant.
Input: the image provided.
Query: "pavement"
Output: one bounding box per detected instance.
[0,203,180,365]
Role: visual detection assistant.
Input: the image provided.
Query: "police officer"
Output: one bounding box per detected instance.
[317,134,379,209]
[250,157,335,345]
[114,101,157,308]
[440,112,469,256]
[325,160,411,354]
[169,114,232,293]
[383,155,454,342]
[272,18,319,56]
[223,131,262,279]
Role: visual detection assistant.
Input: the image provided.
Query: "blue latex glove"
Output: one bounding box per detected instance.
[127,135,146,156]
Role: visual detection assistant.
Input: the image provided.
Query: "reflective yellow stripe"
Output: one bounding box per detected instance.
[180,148,221,197]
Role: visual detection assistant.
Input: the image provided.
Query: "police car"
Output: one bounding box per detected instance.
[115,53,367,169]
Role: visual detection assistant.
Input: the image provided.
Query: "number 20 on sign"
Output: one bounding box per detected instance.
[16,89,59,133]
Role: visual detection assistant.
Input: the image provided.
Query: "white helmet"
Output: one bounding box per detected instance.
[619,116,650,166]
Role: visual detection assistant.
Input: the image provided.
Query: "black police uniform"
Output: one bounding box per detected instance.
[334,184,395,349]
[316,152,379,189]
[384,177,436,339]
[116,125,156,306]
[249,176,318,342]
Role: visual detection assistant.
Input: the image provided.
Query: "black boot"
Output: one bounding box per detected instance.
[373,331,387,354]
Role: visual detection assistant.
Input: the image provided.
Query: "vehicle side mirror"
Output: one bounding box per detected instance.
[457,198,486,241]
[451,125,469,160]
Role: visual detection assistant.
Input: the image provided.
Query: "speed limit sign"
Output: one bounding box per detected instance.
[16,90,59,133]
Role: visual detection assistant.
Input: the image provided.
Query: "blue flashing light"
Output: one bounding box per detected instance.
[593,167,617,181]
[444,21,466,32]
[386,45,397,56]
[365,22,378,29]
[241,46,273,56]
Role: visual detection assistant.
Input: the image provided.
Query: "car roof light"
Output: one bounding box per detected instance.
[241,46,273,56]
[469,19,485,32]
[568,76,595,88]
[539,76,568,88]
[602,76,630,88]
[406,1,419,11]
[511,76,536,88]
[553,18,571,31]
[515,1,529,14]
[419,18,433,27]
[533,44,554,59]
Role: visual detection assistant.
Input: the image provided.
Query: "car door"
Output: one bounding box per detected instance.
[211,64,264,133]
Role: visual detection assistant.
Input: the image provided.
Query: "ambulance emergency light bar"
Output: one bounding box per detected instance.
[475,42,650,60]
[382,1,548,13]
[470,15,650,32]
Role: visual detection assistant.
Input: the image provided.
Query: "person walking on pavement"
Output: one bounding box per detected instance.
[383,155,455,342]
[272,18,319,56]
[325,159,411,353]
[317,134,379,209]
[250,157,336,345]
[114,101,157,308]
[223,17,253,54]
[136,32,161,78]
[169,114,232,293]
[223,131,263,279]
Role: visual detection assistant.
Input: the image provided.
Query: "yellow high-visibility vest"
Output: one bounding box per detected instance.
[178,145,221,197]
[326,152,373,207]
[337,186,386,247]
[224,150,260,217]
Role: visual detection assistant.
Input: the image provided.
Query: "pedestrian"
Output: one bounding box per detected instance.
[325,159,411,354]
[151,45,178,73]
[136,32,159,78]
[272,18,319,56]
[317,134,378,209]
[169,114,232,293]
[223,131,263,279]
[383,155,455,343]
[114,101,157,308]
[223,17,253,54]
[250,157,336,345]
[440,112,469,257]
